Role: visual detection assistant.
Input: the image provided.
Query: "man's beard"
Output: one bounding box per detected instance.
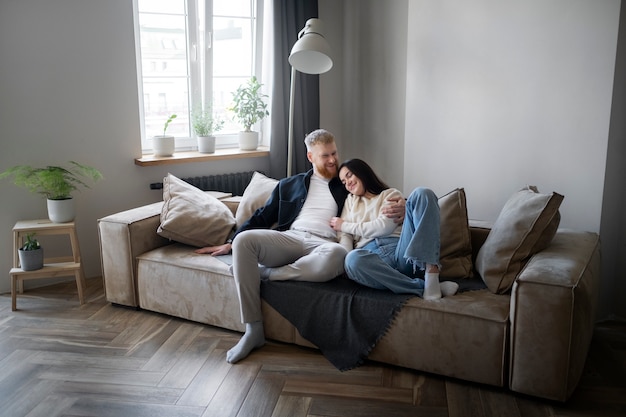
[316,164,337,179]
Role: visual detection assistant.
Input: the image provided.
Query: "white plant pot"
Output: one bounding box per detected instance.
[18,248,44,271]
[238,131,259,151]
[153,135,175,156]
[47,198,76,223]
[197,136,216,153]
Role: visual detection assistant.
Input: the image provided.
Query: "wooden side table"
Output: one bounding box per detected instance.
[9,219,85,311]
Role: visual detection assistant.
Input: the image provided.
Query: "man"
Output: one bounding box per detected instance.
[196,129,404,363]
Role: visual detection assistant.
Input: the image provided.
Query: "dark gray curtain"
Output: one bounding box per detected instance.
[269,0,320,179]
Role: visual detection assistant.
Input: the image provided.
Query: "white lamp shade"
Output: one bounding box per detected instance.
[288,19,333,74]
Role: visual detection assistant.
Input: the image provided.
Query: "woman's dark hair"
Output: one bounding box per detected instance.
[339,159,390,195]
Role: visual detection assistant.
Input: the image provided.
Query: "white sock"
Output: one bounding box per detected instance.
[226,321,265,364]
[440,281,459,297]
[423,272,442,300]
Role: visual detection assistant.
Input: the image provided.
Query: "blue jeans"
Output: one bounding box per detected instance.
[343,187,440,296]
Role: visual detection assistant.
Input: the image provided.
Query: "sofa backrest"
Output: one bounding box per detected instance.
[469,220,492,264]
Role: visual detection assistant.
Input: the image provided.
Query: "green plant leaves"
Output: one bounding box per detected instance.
[163,114,177,136]
[230,76,269,131]
[21,233,40,251]
[0,161,103,199]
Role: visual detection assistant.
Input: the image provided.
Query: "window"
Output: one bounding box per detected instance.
[133,0,265,152]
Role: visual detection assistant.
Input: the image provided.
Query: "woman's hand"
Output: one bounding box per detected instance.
[194,243,232,256]
[330,216,343,231]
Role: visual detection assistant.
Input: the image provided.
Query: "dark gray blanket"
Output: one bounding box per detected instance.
[260,275,413,371]
[260,275,486,371]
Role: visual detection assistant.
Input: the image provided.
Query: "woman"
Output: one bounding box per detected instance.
[330,159,458,299]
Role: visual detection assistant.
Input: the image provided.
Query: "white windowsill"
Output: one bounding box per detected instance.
[135,146,270,167]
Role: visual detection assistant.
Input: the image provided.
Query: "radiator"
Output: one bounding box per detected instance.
[182,171,256,196]
[151,171,258,196]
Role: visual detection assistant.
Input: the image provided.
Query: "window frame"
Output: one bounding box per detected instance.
[132,0,265,154]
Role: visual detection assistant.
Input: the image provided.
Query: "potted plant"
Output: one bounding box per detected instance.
[229,76,269,150]
[0,161,103,223]
[192,106,224,153]
[153,114,177,156]
[18,233,43,271]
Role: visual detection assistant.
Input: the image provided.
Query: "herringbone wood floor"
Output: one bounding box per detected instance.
[0,278,624,417]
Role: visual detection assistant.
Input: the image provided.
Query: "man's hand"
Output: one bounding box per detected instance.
[383,196,406,224]
[330,216,343,231]
[194,243,232,256]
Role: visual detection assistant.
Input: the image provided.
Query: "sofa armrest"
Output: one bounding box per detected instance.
[98,192,241,307]
[508,229,601,401]
[98,202,169,307]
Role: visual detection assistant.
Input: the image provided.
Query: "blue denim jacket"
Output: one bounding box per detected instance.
[233,169,348,239]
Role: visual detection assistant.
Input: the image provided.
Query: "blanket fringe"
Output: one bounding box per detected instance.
[338,297,413,372]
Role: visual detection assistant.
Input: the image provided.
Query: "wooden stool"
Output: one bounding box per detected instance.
[10,219,85,311]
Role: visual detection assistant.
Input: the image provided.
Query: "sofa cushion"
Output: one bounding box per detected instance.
[371,288,510,387]
[476,186,563,294]
[137,243,244,332]
[235,171,278,226]
[439,188,473,278]
[157,173,236,247]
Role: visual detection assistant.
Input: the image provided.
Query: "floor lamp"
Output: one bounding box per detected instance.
[287,18,333,177]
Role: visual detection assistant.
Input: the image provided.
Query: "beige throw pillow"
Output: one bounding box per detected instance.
[235,171,278,226]
[476,186,563,294]
[158,173,236,247]
[439,188,473,279]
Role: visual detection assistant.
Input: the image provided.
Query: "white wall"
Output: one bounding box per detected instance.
[320,0,623,318]
[404,0,618,232]
[0,0,269,294]
[323,0,619,232]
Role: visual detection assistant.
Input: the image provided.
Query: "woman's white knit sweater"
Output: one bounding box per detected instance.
[338,188,404,252]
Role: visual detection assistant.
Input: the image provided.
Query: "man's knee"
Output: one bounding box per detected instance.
[307,243,347,279]
[232,229,276,256]
[231,229,255,251]
[320,242,347,262]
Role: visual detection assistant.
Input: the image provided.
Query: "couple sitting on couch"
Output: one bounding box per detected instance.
[195,129,458,364]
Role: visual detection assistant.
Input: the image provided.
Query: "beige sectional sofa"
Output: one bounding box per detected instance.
[97,176,600,402]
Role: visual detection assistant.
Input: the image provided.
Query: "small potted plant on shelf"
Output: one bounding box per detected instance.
[153,113,177,156]
[18,233,43,271]
[0,161,103,223]
[192,106,224,153]
[229,76,269,151]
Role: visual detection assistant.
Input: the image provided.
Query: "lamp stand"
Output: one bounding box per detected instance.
[287,66,297,177]
[286,18,333,177]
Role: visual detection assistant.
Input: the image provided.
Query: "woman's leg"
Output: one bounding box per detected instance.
[394,187,441,275]
[345,236,457,298]
[344,243,425,296]
[394,187,457,299]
